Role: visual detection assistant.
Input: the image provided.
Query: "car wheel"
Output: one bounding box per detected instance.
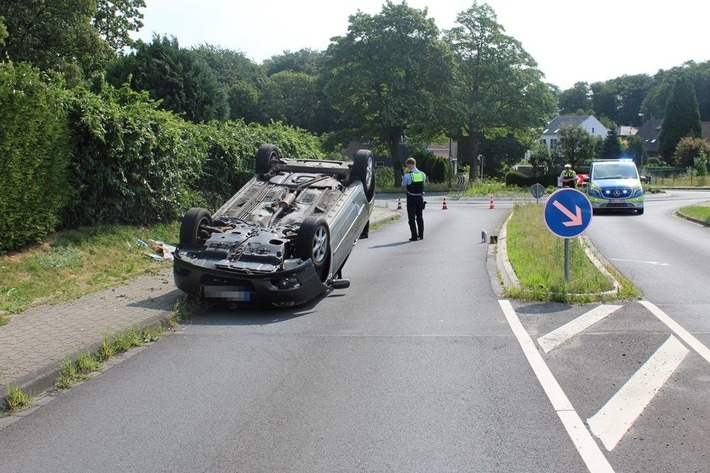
[352,149,375,202]
[180,208,212,247]
[256,144,280,175]
[296,217,331,282]
[637,208,644,215]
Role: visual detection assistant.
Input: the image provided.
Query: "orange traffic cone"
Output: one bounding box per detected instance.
[396,199,402,211]
[489,194,495,209]
[442,197,448,210]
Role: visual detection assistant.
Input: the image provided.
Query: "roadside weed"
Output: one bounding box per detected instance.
[76,351,102,373]
[56,358,82,389]
[113,328,143,352]
[3,385,31,412]
[97,337,116,361]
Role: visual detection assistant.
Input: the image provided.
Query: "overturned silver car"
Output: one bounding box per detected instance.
[173,144,375,306]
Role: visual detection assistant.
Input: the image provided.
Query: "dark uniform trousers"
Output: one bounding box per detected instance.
[407,194,424,239]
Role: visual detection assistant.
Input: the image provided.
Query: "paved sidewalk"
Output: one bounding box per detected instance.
[0,205,401,405]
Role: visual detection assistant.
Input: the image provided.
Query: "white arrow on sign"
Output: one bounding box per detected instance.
[553,200,583,227]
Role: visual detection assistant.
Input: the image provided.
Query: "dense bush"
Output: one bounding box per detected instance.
[411,149,451,182]
[0,62,72,252]
[195,120,324,210]
[62,81,205,227]
[505,170,558,188]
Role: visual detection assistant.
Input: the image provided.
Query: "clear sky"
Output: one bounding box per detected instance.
[134,0,709,91]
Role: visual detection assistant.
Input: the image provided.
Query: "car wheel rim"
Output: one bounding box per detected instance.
[312,227,328,263]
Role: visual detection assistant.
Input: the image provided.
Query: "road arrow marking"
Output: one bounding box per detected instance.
[553,200,583,226]
[587,335,689,451]
[538,305,622,353]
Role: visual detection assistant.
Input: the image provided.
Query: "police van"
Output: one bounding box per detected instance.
[584,159,645,215]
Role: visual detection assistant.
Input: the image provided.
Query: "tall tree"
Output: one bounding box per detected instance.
[191,44,267,123]
[0,0,111,76]
[558,82,592,115]
[658,74,701,163]
[324,1,454,185]
[601,127,622,159]
[263,49,324,76]
[444,1,556,180]
[555,125,595,169]
[642,61,710,123]
[590,81,619,124]
[93,0,146,54]
[261,71,319,130]
[613,74,653,126]
[192,44,265,87]
[107,35,229,123]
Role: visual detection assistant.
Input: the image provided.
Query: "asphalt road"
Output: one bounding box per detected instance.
[1,194,709,472]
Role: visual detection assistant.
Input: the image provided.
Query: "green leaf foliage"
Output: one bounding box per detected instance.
[196,120,324,210]
[0,62,72,253]
[93,0,146,53]
[62,79,205,226]
[324,0,454,183]
[0,0,111,77]
[658,74,702,163]
[106,35,229,123]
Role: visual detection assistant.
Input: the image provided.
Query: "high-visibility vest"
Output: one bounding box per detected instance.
[406,171,425,194]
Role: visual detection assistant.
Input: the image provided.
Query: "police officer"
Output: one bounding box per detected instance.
[560,163,577,188]
[401,157,426,241]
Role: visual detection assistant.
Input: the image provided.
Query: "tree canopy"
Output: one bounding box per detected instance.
[94,0,146,54]
[658,74,701,162]
[107,35,229,123]
[555,125,595,168]
[0,0,111,77]
[444,1,556,180]
[324,1,454,184]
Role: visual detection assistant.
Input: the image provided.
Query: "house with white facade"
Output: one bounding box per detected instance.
[540,115,609,150]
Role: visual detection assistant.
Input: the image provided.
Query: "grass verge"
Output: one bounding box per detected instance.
[677,201,710,223]
[0,222,180,322]
[503,203,640,302]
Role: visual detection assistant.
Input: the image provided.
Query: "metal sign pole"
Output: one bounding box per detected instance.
[564,238,570,282]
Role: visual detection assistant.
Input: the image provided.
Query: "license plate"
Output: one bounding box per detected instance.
[203,286,251,301]
[610,199,624,204]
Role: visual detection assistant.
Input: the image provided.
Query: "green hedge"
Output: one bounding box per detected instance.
[62,82,205,227]
[0,62,72,252]
[195,120,324,210]
[505,170,558,188]
[2,74,327,252]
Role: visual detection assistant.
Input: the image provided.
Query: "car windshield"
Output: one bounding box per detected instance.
[593,164,637,180]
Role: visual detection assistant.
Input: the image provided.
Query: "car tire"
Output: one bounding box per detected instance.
[637,208,644,215]
[256,144,280,175]
[296,217,331,282]
[180,208,212,247]
[352,149,375,202]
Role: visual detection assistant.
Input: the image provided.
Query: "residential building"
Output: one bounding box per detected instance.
[540,115,609,150]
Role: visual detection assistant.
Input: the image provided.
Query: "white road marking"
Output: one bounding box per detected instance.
[587,335,689,451]
[538,305,622,353]
[639,300,710,365]
[608,258,669,266]
[499,300,615,473]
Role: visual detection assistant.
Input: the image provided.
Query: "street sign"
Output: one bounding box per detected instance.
[530,183,545,200]
[543,188,592,238]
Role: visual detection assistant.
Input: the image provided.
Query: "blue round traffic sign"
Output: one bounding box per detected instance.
[543,188,592,238]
